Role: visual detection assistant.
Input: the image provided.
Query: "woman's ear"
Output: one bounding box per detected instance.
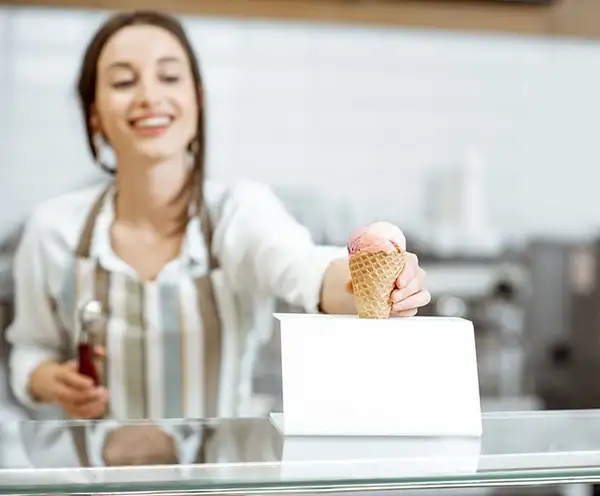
[89,108,110,147]
[90,112,100,135]
[90,104,105,136]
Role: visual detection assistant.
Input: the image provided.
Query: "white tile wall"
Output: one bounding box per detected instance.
[2,6,600,245]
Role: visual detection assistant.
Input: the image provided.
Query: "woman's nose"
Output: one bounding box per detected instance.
[136,78,162,104]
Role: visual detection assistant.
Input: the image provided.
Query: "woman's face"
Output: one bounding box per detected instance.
[93,24,198,163]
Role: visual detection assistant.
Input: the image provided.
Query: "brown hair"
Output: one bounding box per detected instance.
[76,10,205,190]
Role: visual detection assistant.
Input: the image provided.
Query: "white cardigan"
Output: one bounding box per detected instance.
[6,180,346,418]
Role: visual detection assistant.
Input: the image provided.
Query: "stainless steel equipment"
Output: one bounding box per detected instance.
[525,237,600,409]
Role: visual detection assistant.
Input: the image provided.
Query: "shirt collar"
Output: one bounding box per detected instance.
[90,185,208,272]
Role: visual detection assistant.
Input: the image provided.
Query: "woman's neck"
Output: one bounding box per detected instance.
[114,155,194,236]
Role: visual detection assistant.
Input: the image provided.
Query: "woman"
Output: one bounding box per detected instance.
[6,10,430,421]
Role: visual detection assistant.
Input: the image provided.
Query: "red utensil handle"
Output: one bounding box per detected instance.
[78,343,100,385]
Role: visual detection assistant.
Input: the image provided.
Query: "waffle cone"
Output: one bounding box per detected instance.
[349,249,405,319]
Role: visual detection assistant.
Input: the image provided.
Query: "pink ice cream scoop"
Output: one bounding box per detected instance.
[347,221,406,255]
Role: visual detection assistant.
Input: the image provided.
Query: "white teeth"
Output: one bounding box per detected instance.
[134,116,171,128]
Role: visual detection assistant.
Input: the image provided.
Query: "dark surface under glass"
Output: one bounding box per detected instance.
[2,410,600,494]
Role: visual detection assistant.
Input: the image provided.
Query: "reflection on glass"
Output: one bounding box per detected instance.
[5,411,600,494]
[17,416,480,476]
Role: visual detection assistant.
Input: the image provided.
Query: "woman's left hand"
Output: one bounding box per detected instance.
[389,252,431,317]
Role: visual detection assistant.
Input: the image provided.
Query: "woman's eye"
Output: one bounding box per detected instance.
[112,80,134,89]
[161,75,180,84]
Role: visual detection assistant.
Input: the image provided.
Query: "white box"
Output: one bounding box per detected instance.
[273,314,482,437]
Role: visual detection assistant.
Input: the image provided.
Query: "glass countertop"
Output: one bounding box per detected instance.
[3,410,600,494]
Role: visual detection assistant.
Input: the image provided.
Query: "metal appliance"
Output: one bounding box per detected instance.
[524,236,600,409]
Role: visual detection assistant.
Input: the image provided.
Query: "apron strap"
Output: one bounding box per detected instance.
[193,426,214,464]
[197,186,219,271]
[72,424,92,467]
[94,264,111,388]
[195,190,223,419]
[196,274,222,419]
[75,186,112,259]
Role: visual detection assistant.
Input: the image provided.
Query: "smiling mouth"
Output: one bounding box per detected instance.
[129,115,174,131]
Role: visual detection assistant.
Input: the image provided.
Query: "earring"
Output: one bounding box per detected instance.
[93,133,116,174]
[187,138,199,156]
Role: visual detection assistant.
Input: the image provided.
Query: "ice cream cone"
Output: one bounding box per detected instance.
[349,248,405,319]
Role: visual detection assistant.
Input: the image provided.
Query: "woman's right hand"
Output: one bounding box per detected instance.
[29,359,108,419]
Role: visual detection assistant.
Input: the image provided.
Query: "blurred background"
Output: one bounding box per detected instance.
[1,0,600,442]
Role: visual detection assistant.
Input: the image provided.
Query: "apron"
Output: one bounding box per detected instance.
[67,186,225,466]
